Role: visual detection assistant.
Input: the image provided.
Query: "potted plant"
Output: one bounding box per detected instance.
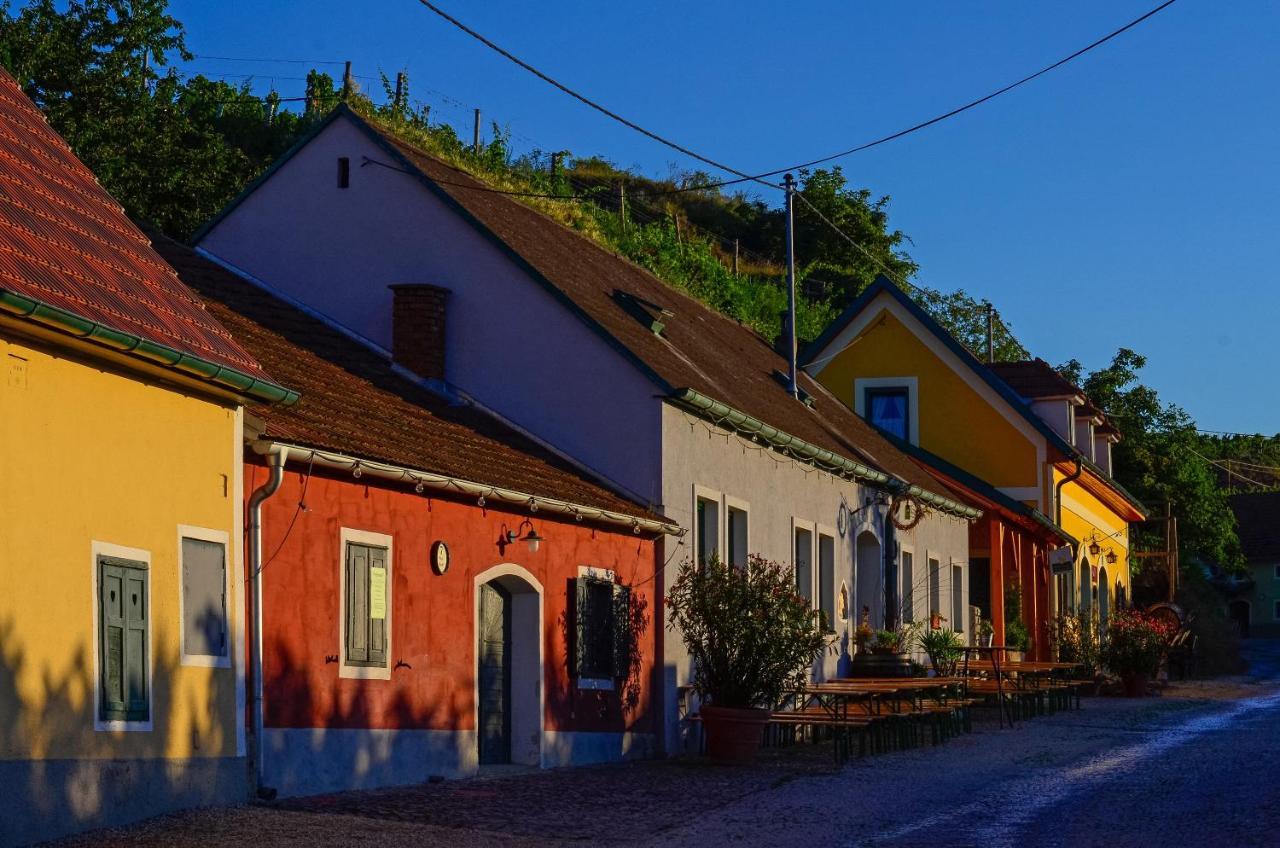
[1051,611,1102,693]
[977,617,995,648]
[1004,585,1031,662]
[849,620,920,678]
[666,554,831,764]
[919,627,964,677]
[1101,608,1176,697]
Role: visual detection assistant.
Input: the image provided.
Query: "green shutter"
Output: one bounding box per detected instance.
[346,544,369,663]
[612,583,631,679]
[99,556,148,722]
[368,546,387,666]
[572,577,587,677]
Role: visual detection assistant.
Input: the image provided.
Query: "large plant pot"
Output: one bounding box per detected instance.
[1005,650,1024,664]
[848,651,913,678]
[701,705,770,765]
[1122,672,1148,698]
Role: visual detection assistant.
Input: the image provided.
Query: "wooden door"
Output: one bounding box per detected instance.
[478,582,512,764]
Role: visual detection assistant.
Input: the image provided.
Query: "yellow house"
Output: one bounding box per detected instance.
[802,278,1146,654]
[0,69,295,844]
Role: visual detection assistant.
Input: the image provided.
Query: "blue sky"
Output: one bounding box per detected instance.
[169,1,1279,435]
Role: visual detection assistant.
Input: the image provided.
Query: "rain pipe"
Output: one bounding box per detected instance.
[247,444,289,799]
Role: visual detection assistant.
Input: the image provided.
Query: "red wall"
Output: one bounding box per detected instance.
[247,459,659,736]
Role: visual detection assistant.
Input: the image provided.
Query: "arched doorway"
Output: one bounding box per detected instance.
[855,530,882,629]
[1098,566,1111,639]
[1229,600,1251,638]
[475,565,543,767]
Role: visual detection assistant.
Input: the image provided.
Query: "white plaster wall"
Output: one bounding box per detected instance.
[1031,398,1074,445]
[659,403,971,754]
[198,117,663,506]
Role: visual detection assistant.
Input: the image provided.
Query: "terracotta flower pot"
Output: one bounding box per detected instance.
[701,705,770,765]
[1122,672,1148,698]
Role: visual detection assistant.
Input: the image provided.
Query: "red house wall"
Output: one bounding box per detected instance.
[246,459,659,737]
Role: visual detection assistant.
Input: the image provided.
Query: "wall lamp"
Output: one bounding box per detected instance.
[1088,535,1102,558]
[499,518,545,554]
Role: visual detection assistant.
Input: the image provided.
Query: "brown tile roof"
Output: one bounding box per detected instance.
[1230,492,1280,562]
[0,67,270,380]
[988,359,1083,401]
[150,232,667,525]
[354,111,962,500]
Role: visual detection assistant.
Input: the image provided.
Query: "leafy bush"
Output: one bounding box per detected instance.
[1051,611,1101,678]
[1101,608,1176,678]
[666,555,832,708]
[1004,584,1032,651]
[918,628,963,676]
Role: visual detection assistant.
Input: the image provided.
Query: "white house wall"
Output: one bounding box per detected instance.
[659,403,970,754]
[198,117,663,506]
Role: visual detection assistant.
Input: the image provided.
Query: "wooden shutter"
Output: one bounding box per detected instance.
[99,556,148,721]
[367,545,387,666]
[346,544,370,663]
[571,578,587,677]
[612,583,631,679]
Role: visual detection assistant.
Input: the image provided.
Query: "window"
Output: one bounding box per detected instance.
[344,542,389,668]
[696,496,720,567]
[818,533,836,632]
[901,551,915,623]
[98,555,149,722]
[865,387,910,441]
[794,526,813,605]
[1273,564,1280,580]
[951,564,964,633]
[573,577,630,680]
[928,558,941,621]
[180,532,228,665]
[727,504,749,570]
[337,156,350,188]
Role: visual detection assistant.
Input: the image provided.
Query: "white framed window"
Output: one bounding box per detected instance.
[339,528,394,680]
[726,497,750,570]
[950,562,965,634]
[818,529,836,632]
[900,547,916,623]
[178,525,231,668]
[92,540,153,732]
[854,377,919,444]
[693,486,722,568]
[793,520,815,606]
[928,556,942,622]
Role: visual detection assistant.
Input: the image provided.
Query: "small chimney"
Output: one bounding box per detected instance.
[389,284,450,380]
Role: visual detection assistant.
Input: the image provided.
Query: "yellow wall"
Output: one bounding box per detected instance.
[0,331,242,762]
[812,303,1039,488]
[1055,467,1132,601]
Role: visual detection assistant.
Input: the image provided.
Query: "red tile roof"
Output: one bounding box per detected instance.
[151,232,668,526]
[988,359,1083,401]
[0,67,271,381]
[353,111,966,503]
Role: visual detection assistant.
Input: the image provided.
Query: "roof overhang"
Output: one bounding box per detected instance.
[252,439,684,538]
[1058,459,1148,522]
[0,288,299,406]
[669,387,982,521]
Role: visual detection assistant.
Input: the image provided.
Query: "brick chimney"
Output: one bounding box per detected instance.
[389,284,449,380]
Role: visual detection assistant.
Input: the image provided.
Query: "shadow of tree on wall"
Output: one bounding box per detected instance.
[0,615,236,846]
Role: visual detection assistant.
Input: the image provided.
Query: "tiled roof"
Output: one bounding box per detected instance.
[0,66,271,381]
[150,232,668,525]
[353,111,963,500]
[988,359,1083,401]
[1230,492,1280,562]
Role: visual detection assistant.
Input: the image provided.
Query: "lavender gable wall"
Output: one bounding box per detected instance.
[199,117,662,506]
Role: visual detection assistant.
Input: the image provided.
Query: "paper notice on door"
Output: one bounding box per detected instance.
[370,566,387,620]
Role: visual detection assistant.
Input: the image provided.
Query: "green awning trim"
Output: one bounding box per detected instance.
[670,388,982,520]
[0,289,300,406]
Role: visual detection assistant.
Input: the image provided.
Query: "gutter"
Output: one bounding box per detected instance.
[247,444,288,800]
[0,289,300,406]
[669,388,981,521]
[254,440,685,538]
[1055,457,1084,531]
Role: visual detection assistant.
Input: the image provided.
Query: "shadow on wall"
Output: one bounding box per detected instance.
[0,616,237,846]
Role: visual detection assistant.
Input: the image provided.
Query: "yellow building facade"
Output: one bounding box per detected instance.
[802,279,1146,637]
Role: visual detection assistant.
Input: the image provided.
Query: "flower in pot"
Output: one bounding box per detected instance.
[929,611,945,630]
[666,554,832,764]
[977,617,995,648]
[1100,608,1176,697]
[918,627,963,677]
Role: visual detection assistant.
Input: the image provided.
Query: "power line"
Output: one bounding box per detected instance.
[193,53,346,66]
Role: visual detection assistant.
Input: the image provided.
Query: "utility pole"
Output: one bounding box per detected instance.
[342,61,353,101]
[551,151,561,182]
[473,108,482,154]
[733,238,739,277]
[394,71,407,116]
[618,182,627,232]
[986,302,995,363]
[264,94,278,128]
[784,173,799,399]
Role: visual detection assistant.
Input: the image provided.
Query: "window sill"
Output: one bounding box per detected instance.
[339,662,392,681]
[95,718,152,732]
[577,677,615,691]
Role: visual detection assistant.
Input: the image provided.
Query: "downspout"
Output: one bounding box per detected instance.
[1054,458,1083,530]
[248,444,289,799]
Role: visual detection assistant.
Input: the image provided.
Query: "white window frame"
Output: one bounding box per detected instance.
[950,560,965,635]
[725,496,751,570]
[899,544,917,624]
[338,527,394,681]
[91,540,153,732]
[817,524,839,631]
[854,376,920,444]
[177,525,232,669]
[576,565,617,691]
[926,551,942,622]
[793,518,816,605]
[692,484,723,567]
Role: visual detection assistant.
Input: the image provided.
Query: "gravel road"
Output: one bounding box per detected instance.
[51,641,1280,848]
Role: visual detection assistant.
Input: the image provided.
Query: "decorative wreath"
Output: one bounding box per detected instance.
[889,493,926,531]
